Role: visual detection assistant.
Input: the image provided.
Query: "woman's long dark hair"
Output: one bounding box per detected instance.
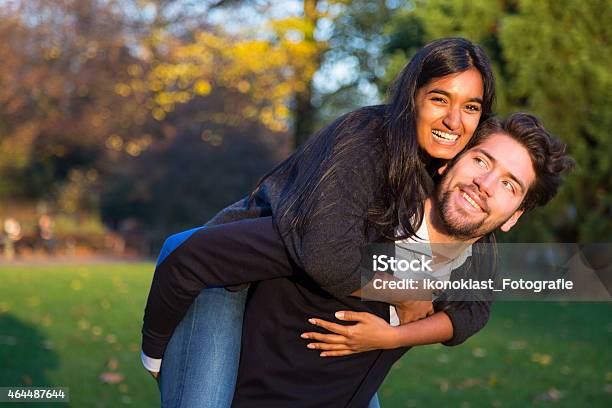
[250,38,496,241]
[380,37,495,239]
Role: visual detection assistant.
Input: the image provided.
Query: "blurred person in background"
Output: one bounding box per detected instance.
[36,214,56,255]
[2,217,22,261]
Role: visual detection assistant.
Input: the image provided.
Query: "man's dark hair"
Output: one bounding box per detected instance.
[437,113,574,313]
[460,112,575,211]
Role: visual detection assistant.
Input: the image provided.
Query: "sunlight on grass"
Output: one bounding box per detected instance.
[0,263,159,407]
[0,264,610,407]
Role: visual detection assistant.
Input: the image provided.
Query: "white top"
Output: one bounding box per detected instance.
[389,217,471,326]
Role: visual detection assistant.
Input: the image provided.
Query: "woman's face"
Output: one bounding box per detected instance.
[415,68,484,160]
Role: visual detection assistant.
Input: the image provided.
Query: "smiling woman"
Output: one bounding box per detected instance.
[415,68,484,159]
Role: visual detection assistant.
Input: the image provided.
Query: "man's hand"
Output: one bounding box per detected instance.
[148,371,159,381]
[300,311,400,357]
[394,300,434,324]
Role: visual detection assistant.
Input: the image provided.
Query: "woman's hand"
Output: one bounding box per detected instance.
[301,311,400,357]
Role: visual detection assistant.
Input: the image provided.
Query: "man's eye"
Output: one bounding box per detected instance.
[474,157,486,168]
[502,180,515,193]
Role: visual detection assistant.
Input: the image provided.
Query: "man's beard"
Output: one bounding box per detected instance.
[436,187,511,240]
[436,189,486,239]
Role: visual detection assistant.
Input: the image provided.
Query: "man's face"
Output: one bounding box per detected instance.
[435,133,536,239]
[415,68,484,160]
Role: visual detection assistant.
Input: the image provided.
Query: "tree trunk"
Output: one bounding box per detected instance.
[294,84,316,148]
[293,0,320,148]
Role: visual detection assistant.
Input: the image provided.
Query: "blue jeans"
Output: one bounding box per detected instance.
[159,287,248,407]
[157,228,381,407]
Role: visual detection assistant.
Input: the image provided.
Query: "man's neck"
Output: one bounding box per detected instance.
[424,198,479,264]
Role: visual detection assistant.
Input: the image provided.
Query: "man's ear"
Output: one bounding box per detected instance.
[437,163,448,175]
[500,210,524,232]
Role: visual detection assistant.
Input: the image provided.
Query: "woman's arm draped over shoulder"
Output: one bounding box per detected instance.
[436,300,491,346]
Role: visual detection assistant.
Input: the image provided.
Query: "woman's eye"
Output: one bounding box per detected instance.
[465,104,481,112]
[431,97,447,103]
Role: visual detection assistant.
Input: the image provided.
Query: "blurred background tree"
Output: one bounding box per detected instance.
[381,0,611,242]
[0,0,608,255]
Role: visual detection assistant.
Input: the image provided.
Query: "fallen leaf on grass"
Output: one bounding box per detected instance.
[78,319,91,330]
[488,374,499,386]
[41,314,53,327]
[107,358,119,370]
[99,372,124,384]
[436,378,450,392]
[436,353,450,364]
[27,297,40,307]
[457,378,481,389]
[508,340,526,350]
[531,352,552,365]
[533,388,564,402]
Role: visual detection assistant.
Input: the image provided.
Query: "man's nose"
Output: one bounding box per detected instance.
[443,106,461,131]
[474,172,495,197]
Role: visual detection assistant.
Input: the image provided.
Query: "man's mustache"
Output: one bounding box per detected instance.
[455,183,490,214]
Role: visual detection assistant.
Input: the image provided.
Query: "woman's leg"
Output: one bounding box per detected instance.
[159,286,247,408]
[368,393,381,408]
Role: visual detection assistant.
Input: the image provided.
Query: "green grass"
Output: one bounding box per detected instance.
[0,263,610,407]
[0,263,159,407]
[380,302,612,407]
